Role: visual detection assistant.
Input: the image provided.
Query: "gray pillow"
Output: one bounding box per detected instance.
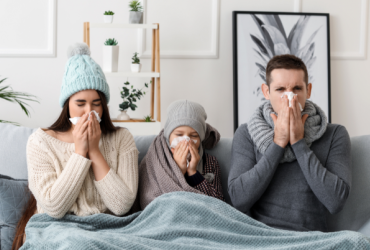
[0,174,30,250]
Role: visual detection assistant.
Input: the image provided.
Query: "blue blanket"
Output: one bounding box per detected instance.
[21,192,370,250]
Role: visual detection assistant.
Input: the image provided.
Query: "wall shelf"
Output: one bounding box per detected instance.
[104,71,160,78]
[90,23,158,29]
[83,21,161,132]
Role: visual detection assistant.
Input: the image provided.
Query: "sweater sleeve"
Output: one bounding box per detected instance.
[27,136,91,219]
[291,125,352,214]
[186,156,224,201]
[94,128,139,216]
[228,124,285,213]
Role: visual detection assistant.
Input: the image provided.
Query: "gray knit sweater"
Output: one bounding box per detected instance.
[228,123,352,232]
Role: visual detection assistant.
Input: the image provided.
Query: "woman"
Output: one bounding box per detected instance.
[12,43,139,249]
[138,100,224,210]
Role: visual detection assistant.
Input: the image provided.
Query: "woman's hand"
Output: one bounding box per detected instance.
[171,141,188,175]
[87,113,101,154]
[187,140,200,176]
[73,114,89,157]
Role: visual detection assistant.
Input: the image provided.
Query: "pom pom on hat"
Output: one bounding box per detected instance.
[59,42,110,107]
[66,42,91,58]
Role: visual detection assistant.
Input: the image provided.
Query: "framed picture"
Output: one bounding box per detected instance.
[233,11,331,132]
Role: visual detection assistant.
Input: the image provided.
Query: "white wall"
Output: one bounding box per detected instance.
[1,0,369,138]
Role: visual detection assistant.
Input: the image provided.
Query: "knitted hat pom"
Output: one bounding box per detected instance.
[59,42,110,107]
[67,43,91,58]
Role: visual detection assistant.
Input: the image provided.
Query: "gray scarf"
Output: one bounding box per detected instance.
[247,100,327,163]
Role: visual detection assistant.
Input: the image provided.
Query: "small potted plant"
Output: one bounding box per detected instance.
[118,81,150,120]
[131,52,141,73]
[144,115,152,122]
[104,10,115,23]
[128,0,143,24]
[103,38,119,72]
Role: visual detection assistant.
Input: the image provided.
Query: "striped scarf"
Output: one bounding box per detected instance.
[247,100,327,163]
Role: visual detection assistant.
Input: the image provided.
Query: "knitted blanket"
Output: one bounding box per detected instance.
[21,192,370,250]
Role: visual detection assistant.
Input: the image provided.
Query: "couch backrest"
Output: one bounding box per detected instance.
[1,123,369,233]
[0,124,36,179]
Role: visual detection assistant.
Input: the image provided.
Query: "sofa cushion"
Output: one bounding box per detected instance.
[327,135,370,234]
[0,174,30,250]
[0,124,36,179]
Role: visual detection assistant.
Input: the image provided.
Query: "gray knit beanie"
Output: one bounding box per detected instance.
[164,100,207,143]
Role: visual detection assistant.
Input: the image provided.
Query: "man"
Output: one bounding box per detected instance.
[228,54,351,232]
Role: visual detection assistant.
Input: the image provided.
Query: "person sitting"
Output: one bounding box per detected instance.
[228,54,351,232]
[138,100,224,209]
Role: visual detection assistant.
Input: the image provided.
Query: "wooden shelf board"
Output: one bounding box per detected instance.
[104,72,160,78]
[111,119,157,123]
[90,23,158,29]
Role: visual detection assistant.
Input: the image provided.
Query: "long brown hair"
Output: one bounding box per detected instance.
[12,90,116,249]
[48,90,117,134]
[11,189,36,250]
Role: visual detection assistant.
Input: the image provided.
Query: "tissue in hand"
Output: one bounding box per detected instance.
[281,92,303,111]
[170,136,198,168]
[69,110,101,125]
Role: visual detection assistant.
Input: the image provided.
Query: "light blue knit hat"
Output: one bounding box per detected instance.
[59,43,110,107]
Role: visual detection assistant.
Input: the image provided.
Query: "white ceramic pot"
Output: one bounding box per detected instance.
[129,11,143,24]
[104,15,114,23]
[103,46,119,72]
[117,110,130,120]
[131,63,141,73]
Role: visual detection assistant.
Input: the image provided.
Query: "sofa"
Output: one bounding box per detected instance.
[0,123,369,245]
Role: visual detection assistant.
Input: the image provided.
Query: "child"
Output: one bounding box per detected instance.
[138,100,224,209]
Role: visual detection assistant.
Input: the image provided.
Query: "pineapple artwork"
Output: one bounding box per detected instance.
[233,12,330,130]
[250,14,321,98]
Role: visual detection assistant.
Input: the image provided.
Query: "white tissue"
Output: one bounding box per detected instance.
[69,110,101,125]
[281,92,303,111]
[170,136,198,168]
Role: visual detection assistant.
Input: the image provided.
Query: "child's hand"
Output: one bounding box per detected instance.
[187,140,200,176]
[171,141,188,175]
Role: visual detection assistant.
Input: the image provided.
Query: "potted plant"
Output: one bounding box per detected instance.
[144,115,152,122]
[118,80,150,120]
[128,0,143,24]
[104,10,115,23]
[0,77,38,125]
[103,38,119,72]
[131,52,141,73]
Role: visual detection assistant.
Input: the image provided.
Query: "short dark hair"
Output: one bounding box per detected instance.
[266,54,308,88]
[47,90,117,135]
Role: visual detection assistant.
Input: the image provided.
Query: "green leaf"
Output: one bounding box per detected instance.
[0,77,39,118]
[124,81,130,85]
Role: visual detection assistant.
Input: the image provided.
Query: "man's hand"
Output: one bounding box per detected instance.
[270,95,290,148]
[289,96,308,145]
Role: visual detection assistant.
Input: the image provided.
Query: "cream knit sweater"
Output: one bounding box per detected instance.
[26,127,139,219]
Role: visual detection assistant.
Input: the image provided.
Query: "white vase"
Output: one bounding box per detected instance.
[131,63,141,73]
[117,110,130,120]
[129,11,143,24]
[103,46,119,72]
[104,15,113,23]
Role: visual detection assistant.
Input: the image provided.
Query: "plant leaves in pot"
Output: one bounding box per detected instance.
[103,38,119,72]
[118,80,151,120]
[131,52,141,73]
[104,10,114,23]
[129,0,143,24]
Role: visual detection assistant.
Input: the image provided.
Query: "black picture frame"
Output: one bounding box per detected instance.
[233,11,331,132]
